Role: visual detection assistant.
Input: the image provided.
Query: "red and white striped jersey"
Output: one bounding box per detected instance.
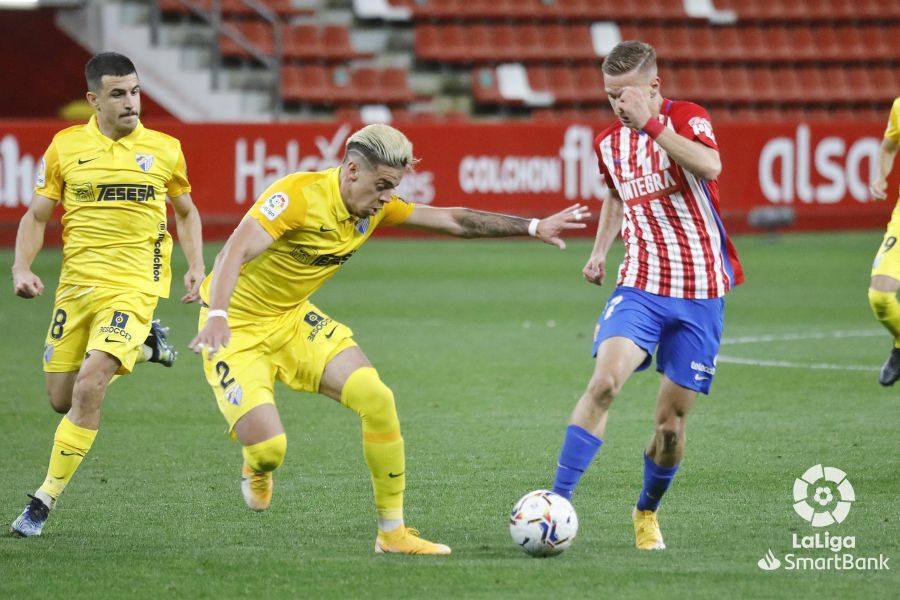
[595,99,744,299]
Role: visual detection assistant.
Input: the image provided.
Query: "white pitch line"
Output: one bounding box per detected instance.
[717,355,878,372]
[722,329,884,346]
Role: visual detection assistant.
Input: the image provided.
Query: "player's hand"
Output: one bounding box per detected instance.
[583,255,606,286]
[181,265,205,303]
[189,316,230,359]
[12,268,44,299]
[870,179,888,201]
[535,204,591,250]
[615,86,653,131]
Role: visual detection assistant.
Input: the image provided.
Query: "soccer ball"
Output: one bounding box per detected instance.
[508,489,578,557]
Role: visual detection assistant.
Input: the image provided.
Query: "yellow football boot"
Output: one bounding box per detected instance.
[241,463,273,511]
[374,526,452,555]
[632,507,666,550]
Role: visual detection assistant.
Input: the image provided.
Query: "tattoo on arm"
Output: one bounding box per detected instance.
[457,209,530,238]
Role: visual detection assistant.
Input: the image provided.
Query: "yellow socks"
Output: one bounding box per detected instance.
[38,416,98,502]
[868,289,900,347]
[242,433,287,472]
[341,367,404,522]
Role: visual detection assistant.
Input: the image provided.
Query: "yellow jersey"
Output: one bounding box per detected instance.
[882,97,900,219]
[35,115,191,298]
[201,167,414,319]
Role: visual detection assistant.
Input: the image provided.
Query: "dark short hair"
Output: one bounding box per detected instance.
[85,52,137,91]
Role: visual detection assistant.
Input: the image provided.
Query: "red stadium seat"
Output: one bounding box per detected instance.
[573,65,606,103]
[220,21,277,59]
[281,65,329,103]
[795,67,829,104]
[321,26,358,62]
[490,26,521,63]
[351,68,382,103]
[285,24,322,62]
[413,25,439,62]
[472,67,505,105]
[381,68,415,104]
[543,24,571,62]
[547,67,579,104]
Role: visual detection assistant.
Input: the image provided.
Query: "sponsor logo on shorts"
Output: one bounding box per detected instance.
[690,360,716,376]
[304,311,334,342]
[226,384,243,406]
[43,343,54,364]
[99,311,133,342]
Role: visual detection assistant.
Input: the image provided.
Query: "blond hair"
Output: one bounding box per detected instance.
[601,41,657,76]
[344,124,418,170]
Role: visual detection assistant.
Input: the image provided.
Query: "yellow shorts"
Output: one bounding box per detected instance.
[871,211,900,279]
[199,300,357,433]
[43,284,158,375]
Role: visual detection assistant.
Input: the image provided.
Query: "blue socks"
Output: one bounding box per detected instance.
[636,452,679,511]
[552,425,602,500]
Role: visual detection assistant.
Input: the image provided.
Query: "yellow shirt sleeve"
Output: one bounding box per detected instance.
[34,139,62,202]
[885,97,900,143]
[247,184,309,240]
[379,196,415,227]
[166,145,192,197]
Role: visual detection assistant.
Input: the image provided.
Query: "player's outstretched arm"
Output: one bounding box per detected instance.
[188,217,274,358]
[12,194,55,299]
[170,192,206,303]
[398,204,591,250]
[584,189,624,286]
[871,137,899,201]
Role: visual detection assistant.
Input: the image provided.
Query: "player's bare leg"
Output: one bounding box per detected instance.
[868,275,900,385]
[632,376,697,551]
[11,351,118,537]
[233,404,286,511]
[45,371,78,414]
[569,336,648,438]
[320,346,450,555]
[552,337,646,500]
[646,377,697,468]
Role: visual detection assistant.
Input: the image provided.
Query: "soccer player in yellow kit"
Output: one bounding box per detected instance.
[869,97,900,386]
[9,53,205,536]
[189,124,589,555]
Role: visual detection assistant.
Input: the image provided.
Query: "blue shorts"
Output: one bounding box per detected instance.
[591,286,724,394]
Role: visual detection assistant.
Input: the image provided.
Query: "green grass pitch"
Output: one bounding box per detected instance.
[1,232,898,598]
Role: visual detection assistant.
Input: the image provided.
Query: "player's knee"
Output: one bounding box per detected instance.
[47,395,71,414]
[341,367,399,433]
[243,433,287,473]
[655,423,682,453]
[72,372,109,407]
[868,288,898,319]
[585,373,621,406]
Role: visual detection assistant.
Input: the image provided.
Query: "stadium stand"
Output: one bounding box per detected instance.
[34,0,900,123]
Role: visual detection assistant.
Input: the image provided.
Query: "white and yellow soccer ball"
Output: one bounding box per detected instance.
[509,489,578,557]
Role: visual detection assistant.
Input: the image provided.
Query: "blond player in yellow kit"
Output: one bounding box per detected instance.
[869,97,900,386]
[189,124,590,555]
[10,53,205,537]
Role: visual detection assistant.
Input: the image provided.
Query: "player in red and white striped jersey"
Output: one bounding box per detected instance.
[549,41,744,551]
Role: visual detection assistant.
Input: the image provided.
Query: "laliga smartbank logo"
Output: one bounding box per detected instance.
[756,465,890,573]
[792,464,854,526]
